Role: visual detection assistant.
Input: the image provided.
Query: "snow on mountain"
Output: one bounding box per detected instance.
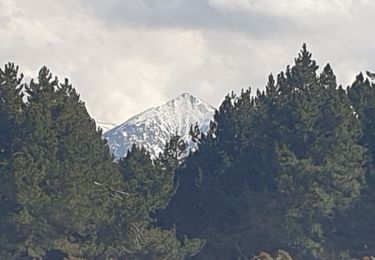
[104,93,216,159]
[96,121,117,133]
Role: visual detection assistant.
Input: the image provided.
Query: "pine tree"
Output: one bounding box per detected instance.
[0,63,25,258]
[334,73,375,256]
[102,142,204,259]
[274,58,364,257]
[348,73,375,187]
[119,144,175,216]
[0,65,203,259]
[250,48,364,258]
[11,67,123,258]
[160,45,366,259]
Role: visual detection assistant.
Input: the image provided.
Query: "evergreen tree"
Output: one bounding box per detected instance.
[160,45,366,259]
[2,46,372,259]
[103,143,204,259]
[267,56,364,257]
[333,73,375,257]
[0,63,25,258]
[348,73,375,187]
[0,65,202,259]
[11,67,123,258]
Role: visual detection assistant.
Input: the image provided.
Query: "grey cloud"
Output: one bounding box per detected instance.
[0,0,374,124]
[79,0,297,37]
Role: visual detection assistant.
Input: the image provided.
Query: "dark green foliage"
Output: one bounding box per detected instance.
[332,73,375,257]
[0,63,24,163]
[274,63,364,256]
[348,73,375,187]
[257,52,364,258]
[159,45,366,259]
[120,145,168,214]
[0,63,25,258]
[119,137,184,214]
[0,65,202,259]
[103,143,203,259]
[2,45,375,259]
[10,67,122,257]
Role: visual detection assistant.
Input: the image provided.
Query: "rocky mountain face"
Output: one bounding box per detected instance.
[103,93,216,159]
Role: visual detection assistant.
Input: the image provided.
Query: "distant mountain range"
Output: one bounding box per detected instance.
[102,93,216,159]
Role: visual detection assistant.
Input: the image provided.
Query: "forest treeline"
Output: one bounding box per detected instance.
[1,45,375,259]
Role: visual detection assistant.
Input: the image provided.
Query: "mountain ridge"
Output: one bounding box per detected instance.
[104,93,216,159]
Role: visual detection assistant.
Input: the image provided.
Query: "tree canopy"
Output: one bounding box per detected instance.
[1,45,375,259]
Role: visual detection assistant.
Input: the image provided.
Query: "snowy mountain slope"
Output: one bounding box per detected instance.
[104,93,216,159]
[96,121,117,133]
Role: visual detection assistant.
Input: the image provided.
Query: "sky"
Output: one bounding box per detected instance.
[0,0,374,124]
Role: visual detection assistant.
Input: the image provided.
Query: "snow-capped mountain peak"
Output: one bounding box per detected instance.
[104,93,216,159]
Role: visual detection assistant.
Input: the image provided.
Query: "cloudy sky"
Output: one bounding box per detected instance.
[0,0,374,124]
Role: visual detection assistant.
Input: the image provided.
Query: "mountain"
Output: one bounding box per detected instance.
[104,93,216,159]
[96,121,117,133]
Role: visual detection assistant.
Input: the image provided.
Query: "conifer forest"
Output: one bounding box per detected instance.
[2,45,375,259]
